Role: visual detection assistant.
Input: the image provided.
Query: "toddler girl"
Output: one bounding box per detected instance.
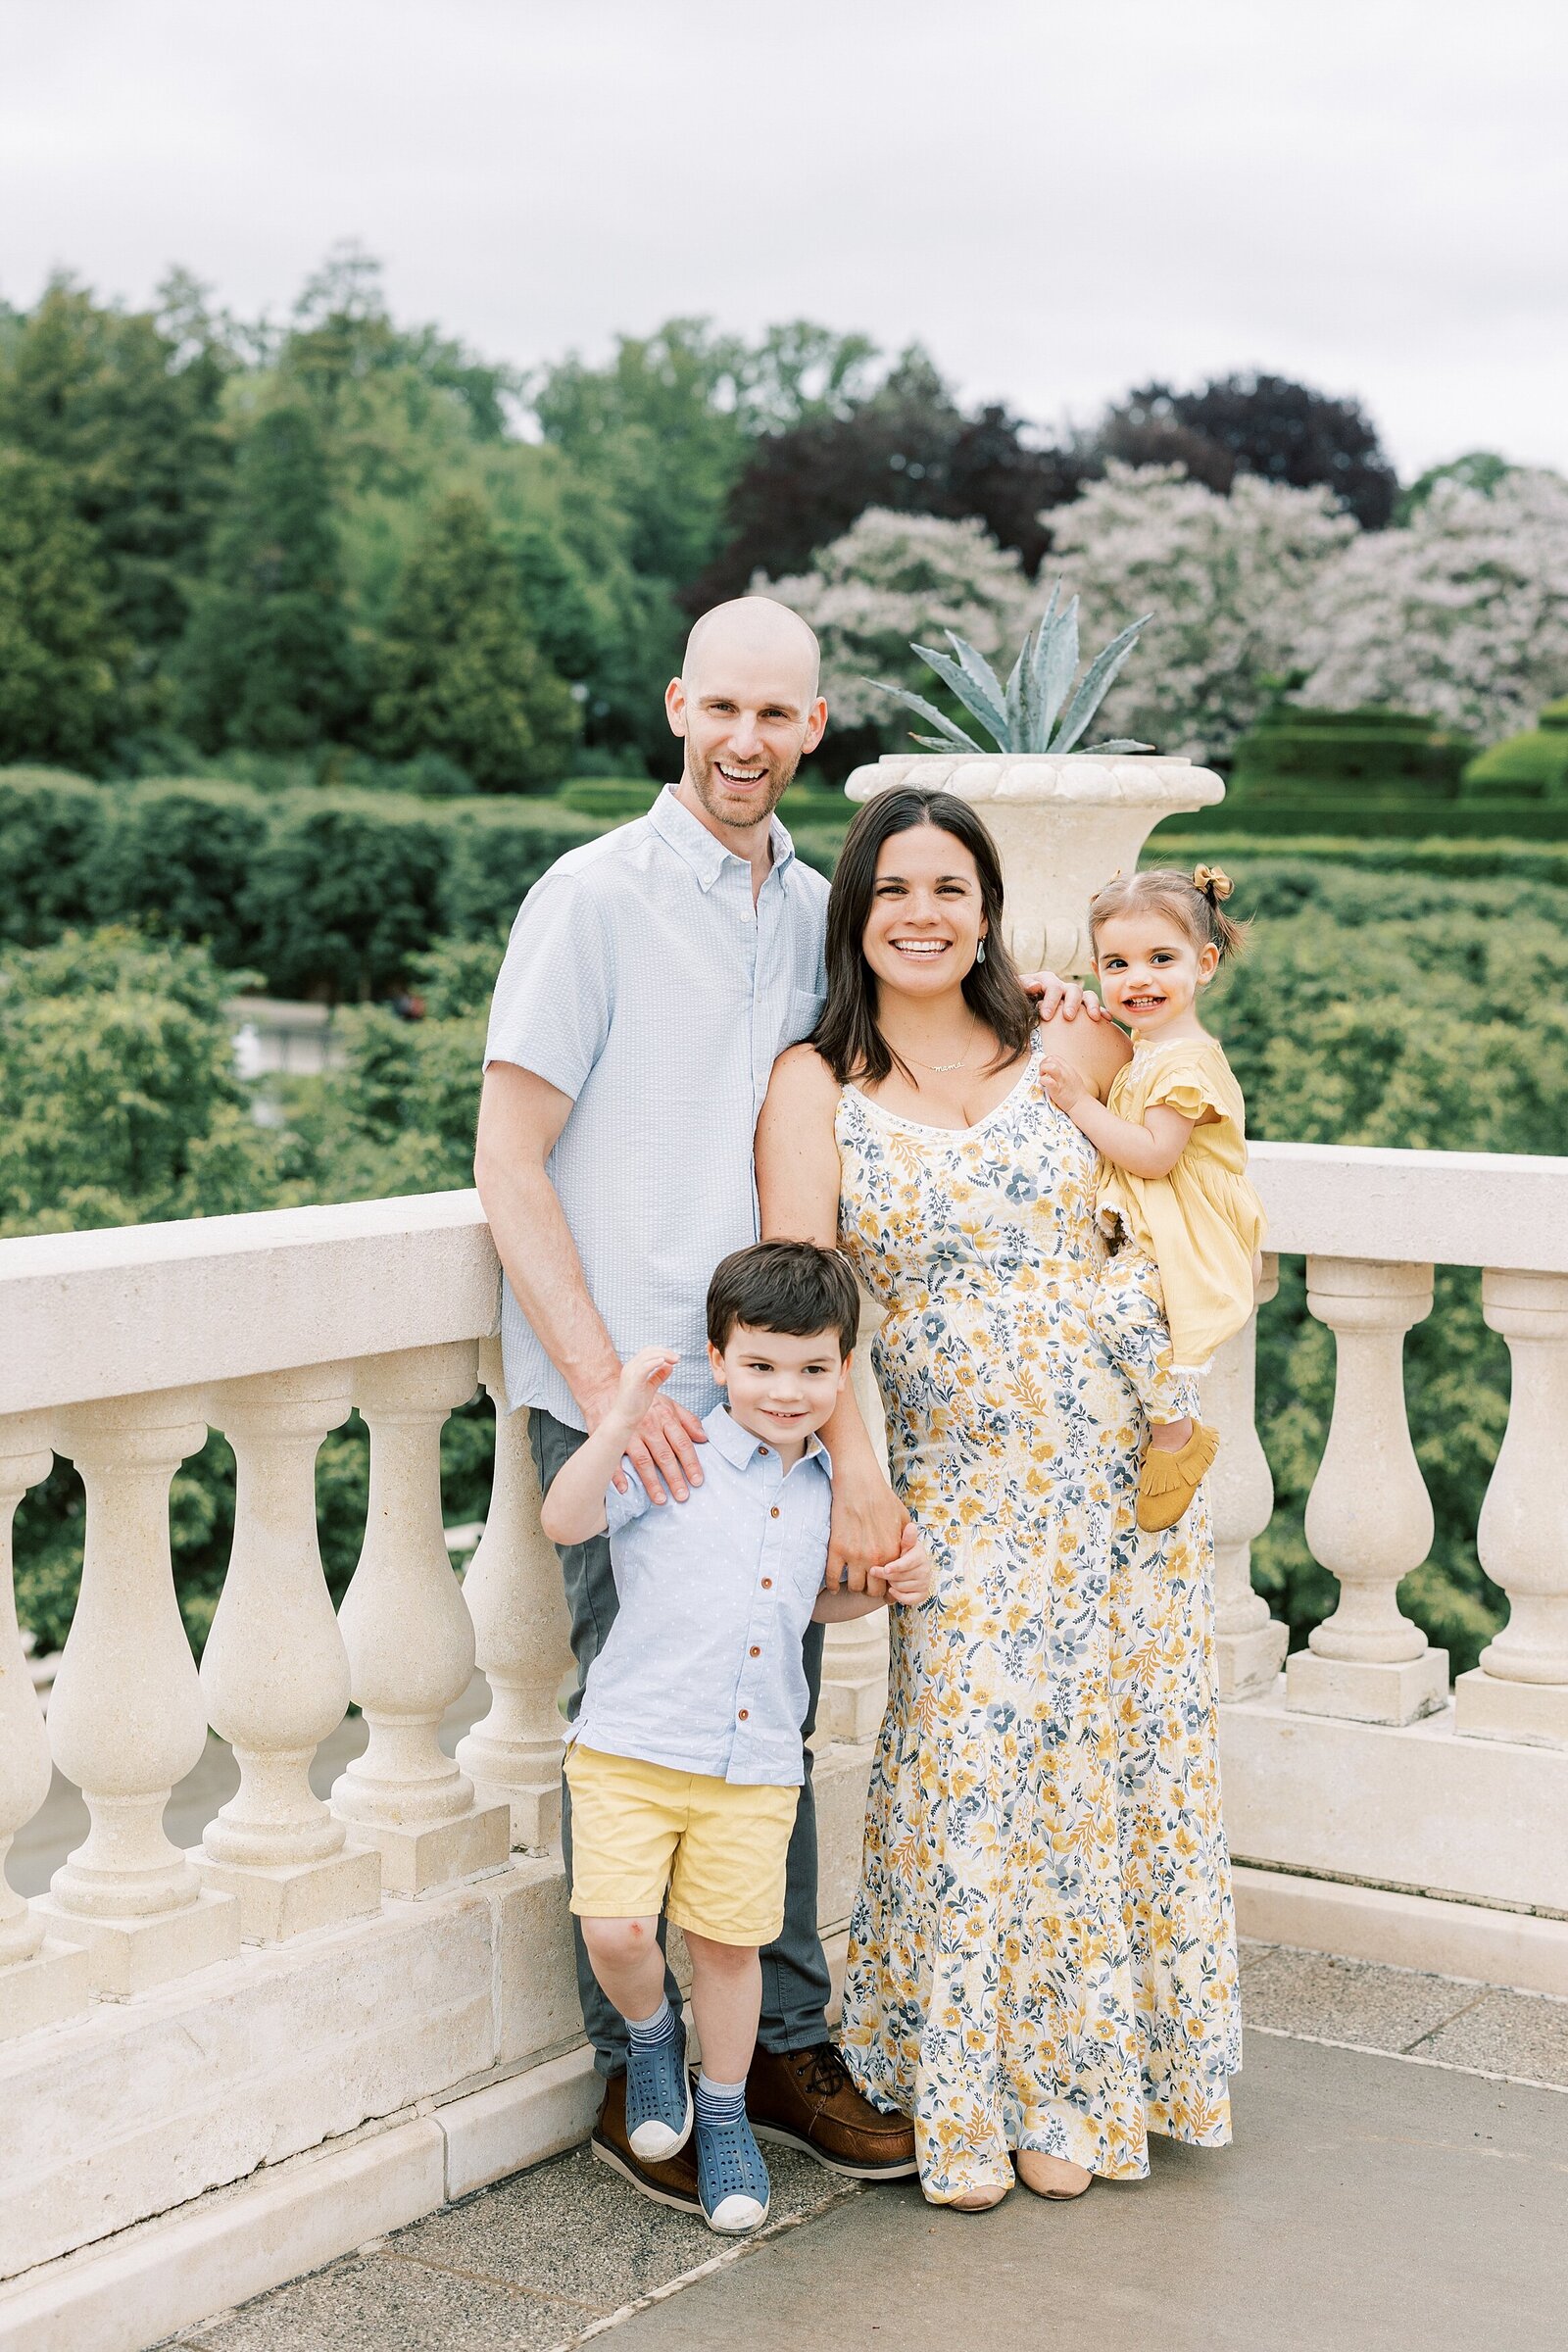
[1041,864,1266,1533]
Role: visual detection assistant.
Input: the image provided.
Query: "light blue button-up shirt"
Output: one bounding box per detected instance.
[484,787,829,1429]
[567,1407,834,1788]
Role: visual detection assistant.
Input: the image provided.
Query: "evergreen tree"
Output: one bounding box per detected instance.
[371,492,578,792]
[177,404,359,756]
[0,275,233,674]
[0,448,123,767]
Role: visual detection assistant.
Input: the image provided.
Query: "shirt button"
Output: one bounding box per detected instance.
[761,1578,773,1590]
[757,1446,769,1458]
[749,1645,760,1658]
[770,1506,780,1520]
[738,1708,749,1721]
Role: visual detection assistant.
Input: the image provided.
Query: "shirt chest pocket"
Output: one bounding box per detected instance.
[783,987,825,1050]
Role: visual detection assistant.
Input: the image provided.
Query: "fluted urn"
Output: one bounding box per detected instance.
[843,751,1226,977]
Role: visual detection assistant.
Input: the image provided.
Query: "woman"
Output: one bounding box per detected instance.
[757,787,1240,2210]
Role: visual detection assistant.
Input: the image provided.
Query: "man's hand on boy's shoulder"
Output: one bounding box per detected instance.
[589,1346,707,1504]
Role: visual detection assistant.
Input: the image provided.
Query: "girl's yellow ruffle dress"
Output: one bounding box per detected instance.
[1097,1034,1266,1368]
[834,1031,1240,2202]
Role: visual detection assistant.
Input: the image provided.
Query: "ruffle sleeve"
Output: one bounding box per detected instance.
[1145,1051,1229,1125]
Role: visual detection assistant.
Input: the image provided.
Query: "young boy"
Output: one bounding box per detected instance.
[539,1239,932,2235]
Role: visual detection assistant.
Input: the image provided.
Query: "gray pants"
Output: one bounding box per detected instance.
[528,1408,833,2080]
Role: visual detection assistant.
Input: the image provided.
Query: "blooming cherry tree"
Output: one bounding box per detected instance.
[1047,463,1356,761]
[758,508,1033,737]
[1298,469,1568,743]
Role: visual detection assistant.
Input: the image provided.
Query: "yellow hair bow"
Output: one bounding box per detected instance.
[1194,864,1234,903]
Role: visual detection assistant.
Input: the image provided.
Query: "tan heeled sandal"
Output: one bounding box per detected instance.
[1016,2149,1093,2201]
[1137,1420,1219,1534]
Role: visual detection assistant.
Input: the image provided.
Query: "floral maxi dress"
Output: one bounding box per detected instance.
[835,1035,1241,2199]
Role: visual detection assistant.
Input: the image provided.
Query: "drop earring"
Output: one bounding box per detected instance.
[975,937,987,964]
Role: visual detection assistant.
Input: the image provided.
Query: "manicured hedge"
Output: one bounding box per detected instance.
[0,769,106,944]
[1140,828,1568,890]
[1227,707,1471,805]
[0,767,600,999]
[1460,698,1568,801]
[1154,797,1568,841]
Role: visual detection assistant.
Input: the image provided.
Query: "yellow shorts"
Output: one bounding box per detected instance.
[564,1744,800,1948]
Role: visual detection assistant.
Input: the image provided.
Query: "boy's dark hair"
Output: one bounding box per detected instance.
[707,1240,859,1359]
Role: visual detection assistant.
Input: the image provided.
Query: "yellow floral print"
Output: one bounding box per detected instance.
[835,1033,1241,2202]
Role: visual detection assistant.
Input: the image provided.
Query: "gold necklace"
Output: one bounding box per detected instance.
[905,1008,979,1073]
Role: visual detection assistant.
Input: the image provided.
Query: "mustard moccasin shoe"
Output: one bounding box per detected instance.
[1137,1421,1219,1533]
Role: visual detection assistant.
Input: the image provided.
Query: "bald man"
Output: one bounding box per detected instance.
[476,598,930,2205]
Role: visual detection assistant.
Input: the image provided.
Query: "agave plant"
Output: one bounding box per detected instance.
[868,580,1154,756]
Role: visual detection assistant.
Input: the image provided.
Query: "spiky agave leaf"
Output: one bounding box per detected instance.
[908,641,1009,751]
[945,632,1014,749]
[865,678,984,751]
[1011,579,1059,750]
[1049,613,1152,754]
[1035,592,1080,745]
[1081,737,1155,753]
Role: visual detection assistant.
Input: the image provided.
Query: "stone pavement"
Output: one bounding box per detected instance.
[167,1944,1568,2352]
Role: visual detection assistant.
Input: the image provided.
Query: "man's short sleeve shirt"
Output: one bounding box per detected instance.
[484,788,830,1427]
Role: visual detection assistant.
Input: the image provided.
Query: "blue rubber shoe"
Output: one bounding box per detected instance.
[625,2017,692,2162]
[696,2109,771,2234]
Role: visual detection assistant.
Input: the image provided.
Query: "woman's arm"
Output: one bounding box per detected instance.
[757,1047,909,1587]
[810,1523,935,1622]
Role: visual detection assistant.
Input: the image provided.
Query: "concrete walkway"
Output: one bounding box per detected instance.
[168,1945,1568,2352]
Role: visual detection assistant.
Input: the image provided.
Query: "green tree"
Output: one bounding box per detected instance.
[0,274,233,680]
[0,449,124,766]
[177,404,360,754]
[371,492,578,791]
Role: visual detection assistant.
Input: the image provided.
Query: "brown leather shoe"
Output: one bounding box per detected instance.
[747,2043,916,2179]
[590,2070,702,2213]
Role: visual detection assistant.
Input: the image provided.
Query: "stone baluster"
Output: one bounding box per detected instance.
[1454,1270,1568,1749]
[1203,1254,1288,1701]
[193,1367,381,1937]
[330,1345,509,1894]
[1,1413,90,2036]
[1285,1258,1447,1726]
[819,1303,894,1743]
[453,1342,574,1848]
[32,1391,240,1995]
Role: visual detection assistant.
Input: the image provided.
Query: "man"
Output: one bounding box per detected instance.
[475,597,1085,2208]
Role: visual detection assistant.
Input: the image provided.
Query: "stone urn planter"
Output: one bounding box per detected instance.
[843,751,1225,977]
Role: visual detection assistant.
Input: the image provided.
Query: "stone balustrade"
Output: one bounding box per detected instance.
[3,1147,1568,2346]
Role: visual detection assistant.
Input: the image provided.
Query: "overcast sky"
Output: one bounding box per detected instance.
[3,0,1564,478]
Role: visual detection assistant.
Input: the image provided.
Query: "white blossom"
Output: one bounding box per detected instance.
[1047,464,1356,762]
[1298,468,1568,744]
[758,509,1034,736]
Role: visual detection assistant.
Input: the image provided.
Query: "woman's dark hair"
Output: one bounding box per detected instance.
[707,1240,859,1358]
[812,787,1034,1087]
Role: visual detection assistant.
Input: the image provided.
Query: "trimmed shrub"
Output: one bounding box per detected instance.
[0,767,106,943]
[85,779,272,968]
[558,777,662,820]
[244,793,454,1002]
[1226,706,1471,826]
[1142,828,1568,891]
[441,801,603,940]
[1460,696,1568,802]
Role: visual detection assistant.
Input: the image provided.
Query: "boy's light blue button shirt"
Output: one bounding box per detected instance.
[567,1406,834,1788]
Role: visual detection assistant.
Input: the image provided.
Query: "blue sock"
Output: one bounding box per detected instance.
[695,2072,748,2128]
[627,1997,676,2049]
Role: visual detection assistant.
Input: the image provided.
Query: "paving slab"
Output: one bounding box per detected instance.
[1411,1984,1568,2083]
[1238,1938,1483,2051]
[603,2036,1568,2352]
[181,2247,591,2352]
[168,1950,1568,2352]
[390,2140,852,2313]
